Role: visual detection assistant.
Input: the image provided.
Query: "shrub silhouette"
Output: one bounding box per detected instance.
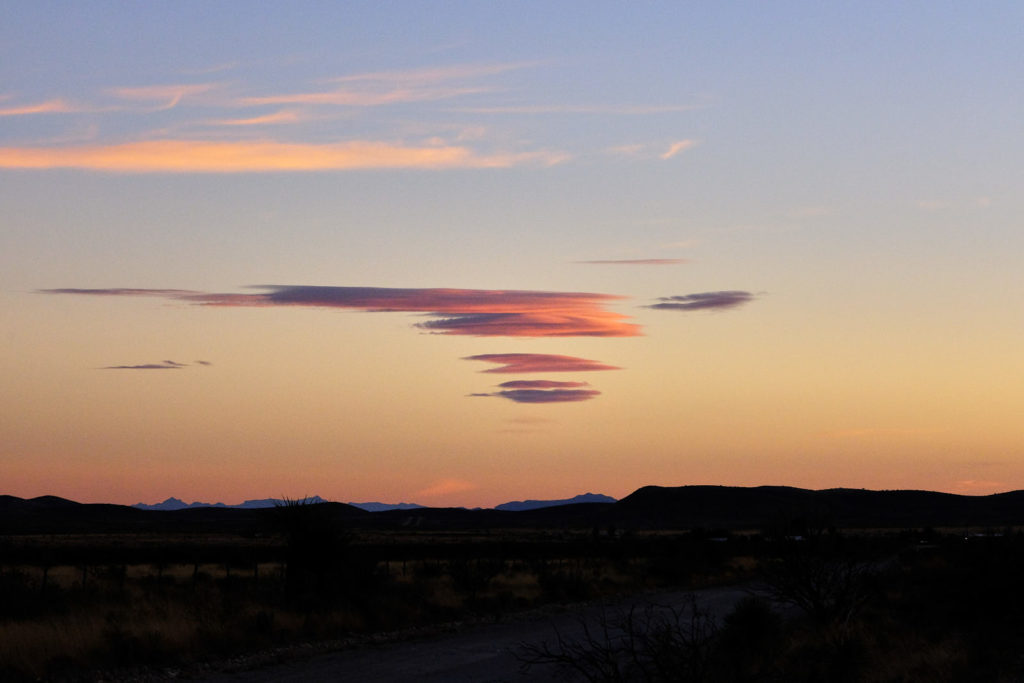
[274,497,375,608]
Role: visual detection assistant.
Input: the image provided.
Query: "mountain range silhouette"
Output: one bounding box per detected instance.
[4,486,1024,535]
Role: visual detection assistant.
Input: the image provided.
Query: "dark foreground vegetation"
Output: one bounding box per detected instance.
[521,531,1024,681]
[2,488,1024,680]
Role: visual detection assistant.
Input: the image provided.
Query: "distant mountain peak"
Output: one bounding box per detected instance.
[495,492,616,511]
[133,495,328,511]
[348,501,425,512]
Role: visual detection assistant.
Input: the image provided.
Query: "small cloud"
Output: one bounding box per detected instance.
[475,388,601,404]
[101,360,186,370]
[416,478,478,498]
[660,139,697,160]
[577,259,687,266]
[465,353,621,373]
[647,291,755,311]
[497,380,589,389]
[915,199,950,211]
[195,360,212,366]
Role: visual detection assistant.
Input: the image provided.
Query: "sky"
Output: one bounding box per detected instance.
[2,2,1022,507]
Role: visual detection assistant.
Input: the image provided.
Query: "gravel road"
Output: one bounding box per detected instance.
[196,584,757,683]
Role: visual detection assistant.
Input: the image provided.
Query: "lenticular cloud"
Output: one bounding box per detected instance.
[648,291,754,311]
[42,285,640,338]
[463,353,621,373]
[473,388,602,404]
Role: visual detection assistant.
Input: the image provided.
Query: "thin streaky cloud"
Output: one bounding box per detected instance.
[212,110,305,126]
[465,353,621,373]
[101,360,186,370]
[241,86,489,108]
[0,140,563,172]
[475,388,602,404]
[0,99,77,116]
[328,62,535,85]
[647,291,755,311]
[660,139,697,159]
[42,287,203,298]
[497,380,589,389]
[452,104,703,115]
[108,84,219,109]
[577,259,687,266]
[238,63,534,108]
[41,286,640,338]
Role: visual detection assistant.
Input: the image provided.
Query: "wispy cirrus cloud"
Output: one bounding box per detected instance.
[647,291,755,311]
[333,63,533,85]
[604,139,698,161]
[240,63,530,108]
[0,98,78,116]
[0,140,563,172]
[453,104,702,115]
[211,109,305,126]
[464,353,621,373]
[577,258,687,266]
[473,388,601,403]
[41,286,640,338]
[107,84,219,110]
[660,139,697,159]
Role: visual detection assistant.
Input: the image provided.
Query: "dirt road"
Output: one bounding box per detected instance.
[198,585,755,682]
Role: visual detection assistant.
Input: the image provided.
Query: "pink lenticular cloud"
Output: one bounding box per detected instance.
[464,353,621,373]
[40,285,641,338]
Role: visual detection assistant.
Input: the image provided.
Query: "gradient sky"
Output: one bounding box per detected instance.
[3,2,1022,507]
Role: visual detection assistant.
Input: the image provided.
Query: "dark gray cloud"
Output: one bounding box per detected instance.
[647,291,755,311]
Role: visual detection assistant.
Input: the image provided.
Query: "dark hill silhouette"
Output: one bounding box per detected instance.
[495,492,616,511]
[4,486,1024,535]
[0,496,367,535]
[616,485,1017,529]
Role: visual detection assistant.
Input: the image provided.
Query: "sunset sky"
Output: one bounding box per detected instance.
[3,2,1022,507]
